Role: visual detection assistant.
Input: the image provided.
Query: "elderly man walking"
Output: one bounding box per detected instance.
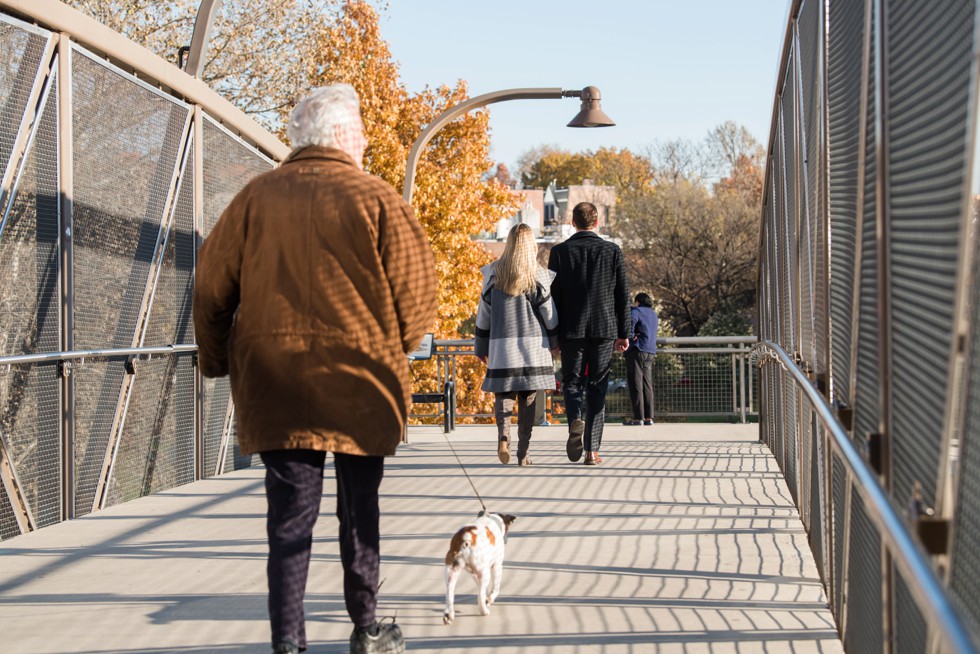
[548,202,630,465]
[193,84,437,654]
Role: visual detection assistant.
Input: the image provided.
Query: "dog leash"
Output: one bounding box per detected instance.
[441,431,488,512]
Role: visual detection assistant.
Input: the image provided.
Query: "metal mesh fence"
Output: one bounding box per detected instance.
[758,0,980,650]
[438,341,759,425]
[826,0,863,408]
[831,452,846,623]
[0,9,286,539]
[71,49,190,352]
[843,493,883,652]
[852,6,879,449]
[200,117,272,476]
[104,356,194,507]
[0,57,61,531]
[885,0,973,512]
[0,17,50,183]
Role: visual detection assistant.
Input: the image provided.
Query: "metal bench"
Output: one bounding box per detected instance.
[408,334,455,433]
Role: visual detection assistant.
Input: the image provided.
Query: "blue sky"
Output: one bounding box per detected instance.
[376,1,790,171]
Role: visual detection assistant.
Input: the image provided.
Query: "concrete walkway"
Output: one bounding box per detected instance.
[0,424,843,653]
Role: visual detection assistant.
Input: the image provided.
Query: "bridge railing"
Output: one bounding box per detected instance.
[410,336,759,426]
[0,1,288,540]
[759,0,980,650]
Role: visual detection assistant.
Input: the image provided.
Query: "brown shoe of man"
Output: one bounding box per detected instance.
[584,451,603,466]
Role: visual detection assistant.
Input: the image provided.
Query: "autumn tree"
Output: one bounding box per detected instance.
[614,125,763,335]
[66,0,337,129]
[309,1,518,419]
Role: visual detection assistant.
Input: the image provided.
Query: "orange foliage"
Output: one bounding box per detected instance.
[305,1,518,421]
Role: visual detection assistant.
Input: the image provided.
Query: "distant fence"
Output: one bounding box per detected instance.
[759,0,980,651]
[0,1,288,541]
[410,336,759,425]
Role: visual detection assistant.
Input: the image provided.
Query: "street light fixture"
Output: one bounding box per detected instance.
[402,86,614,203]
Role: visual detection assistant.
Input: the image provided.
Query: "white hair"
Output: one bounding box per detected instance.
[287,84,362,149]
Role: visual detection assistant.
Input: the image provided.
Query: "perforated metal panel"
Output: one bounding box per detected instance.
[843,492,883,653]
[831,453,846,622]
[894,572,928,654]
[827,0,864,409]
[950,214,980,636]
[885,0,973,511]
[797,0,822,375]
[853,8,879,448]
[808,418,824,574]
[0,18,51,183]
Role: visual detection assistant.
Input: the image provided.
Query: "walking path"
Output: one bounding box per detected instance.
[0,423,842,653]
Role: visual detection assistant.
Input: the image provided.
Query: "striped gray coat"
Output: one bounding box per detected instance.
[474,262,559,393]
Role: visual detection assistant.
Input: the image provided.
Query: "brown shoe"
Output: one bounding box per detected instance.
[518,455,532,466]
[584,451,602,466]
[497,439,511,464]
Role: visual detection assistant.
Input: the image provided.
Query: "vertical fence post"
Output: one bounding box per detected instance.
[56,33,74,522]
[192,105,204,482]
[740,349,747,423]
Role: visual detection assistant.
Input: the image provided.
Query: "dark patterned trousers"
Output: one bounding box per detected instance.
[560,337,615,452]
[261,449,385,649]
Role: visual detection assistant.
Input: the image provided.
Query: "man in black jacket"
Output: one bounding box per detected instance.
[548,202,631,465]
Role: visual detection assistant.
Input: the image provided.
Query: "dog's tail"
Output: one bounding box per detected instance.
[445,526,477,566]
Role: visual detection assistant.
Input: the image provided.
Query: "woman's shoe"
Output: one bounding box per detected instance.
[497,439,511,464]
[643,419,654,426]
[518,455,532,466]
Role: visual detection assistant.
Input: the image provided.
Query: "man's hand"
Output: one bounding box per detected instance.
[614,338,629,353]
[477,355,487,365]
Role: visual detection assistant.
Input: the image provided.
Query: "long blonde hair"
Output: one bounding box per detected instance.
[495,223,538,296]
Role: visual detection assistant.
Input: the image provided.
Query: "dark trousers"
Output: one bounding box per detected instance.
[560,338,614,452]
[261,449,385,649]
[625,348,656,421]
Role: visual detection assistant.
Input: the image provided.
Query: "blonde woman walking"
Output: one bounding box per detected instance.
[475,223,558,466]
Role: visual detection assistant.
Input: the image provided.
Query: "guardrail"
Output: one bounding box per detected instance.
[757,340,975,653]
[410,336,759,425]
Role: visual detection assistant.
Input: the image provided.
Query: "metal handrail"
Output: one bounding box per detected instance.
[0,344,196,366]
[756,339,976,653]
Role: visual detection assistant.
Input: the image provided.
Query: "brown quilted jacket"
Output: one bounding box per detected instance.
[193,146,437,456]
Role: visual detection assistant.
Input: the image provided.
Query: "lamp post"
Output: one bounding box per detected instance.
[184,0,223,77]
[402,86,614,203]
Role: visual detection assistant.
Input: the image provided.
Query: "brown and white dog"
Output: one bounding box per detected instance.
[443,511,516,624]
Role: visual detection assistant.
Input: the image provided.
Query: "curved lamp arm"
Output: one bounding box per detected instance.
[186,0,223,78]
[403,87,576,203]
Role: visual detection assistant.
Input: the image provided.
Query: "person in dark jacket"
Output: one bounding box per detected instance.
[547,202,630,465]
[475,223,559,466]
[624,293,659,425]
[193,84,437,654]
